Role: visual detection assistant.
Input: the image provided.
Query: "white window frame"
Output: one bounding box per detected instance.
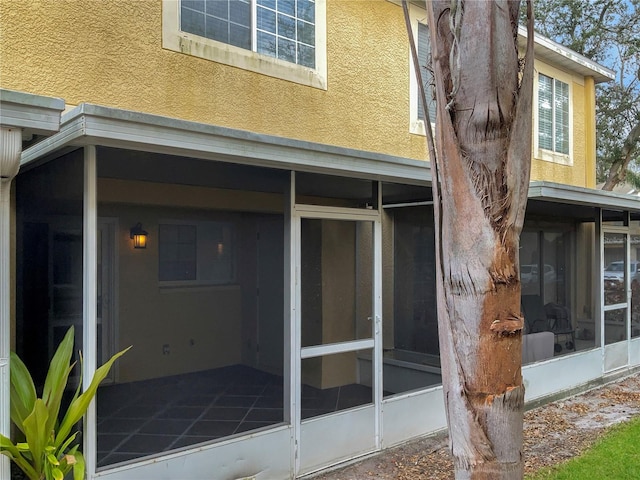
[158,219,236,287]
[162,0,327,90]
[408,4,433,136]
[534,62,574,166]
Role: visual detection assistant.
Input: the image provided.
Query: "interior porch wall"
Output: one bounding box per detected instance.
[98,202,244,383]
[96,177,287,384]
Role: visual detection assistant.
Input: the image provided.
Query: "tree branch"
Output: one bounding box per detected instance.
[602,119,640,190]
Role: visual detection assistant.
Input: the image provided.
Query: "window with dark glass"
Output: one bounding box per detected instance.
[180,0,316,68]
[159,221,235,284]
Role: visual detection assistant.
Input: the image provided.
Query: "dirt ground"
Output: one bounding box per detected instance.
[312,373,640,480]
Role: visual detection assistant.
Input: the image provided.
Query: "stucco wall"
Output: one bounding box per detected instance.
[0,0,424,161]
[0,0,596,187]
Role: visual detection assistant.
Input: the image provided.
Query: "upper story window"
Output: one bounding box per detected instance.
[538,73,570,156]
[409,6,436,136]
[416,23,436,126]
[180,0,316,68]
[163,0,327,89]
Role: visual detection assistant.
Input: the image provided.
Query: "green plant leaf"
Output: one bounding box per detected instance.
[43,326,75,405]
[41,327,76,450]
[22,398,50,475]
[55,345,131,447]
[52,467,64,480]
[45,362,75,450]
[47,453,59,466]
[73,451,85,480]
[9,351,37,436]
[42,326,75,448]
[57,431,79,456]
[1,433,41,480]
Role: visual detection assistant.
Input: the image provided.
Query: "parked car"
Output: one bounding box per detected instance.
[603,260,640,283]
[521,264,556,284]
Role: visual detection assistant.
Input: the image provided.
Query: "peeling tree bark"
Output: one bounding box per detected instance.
[422,1,535,478]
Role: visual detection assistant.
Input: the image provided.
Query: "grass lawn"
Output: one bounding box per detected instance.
[527,416,640,479]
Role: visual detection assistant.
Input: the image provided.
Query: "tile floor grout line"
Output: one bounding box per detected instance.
[164,387,226,452]
[232,381,271,435]
[97,387,186,466]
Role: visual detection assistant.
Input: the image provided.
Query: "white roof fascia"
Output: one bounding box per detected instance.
[21,103,432,185]
[0,89,65,135]
[517,26,615,84]
[528,181,640,212]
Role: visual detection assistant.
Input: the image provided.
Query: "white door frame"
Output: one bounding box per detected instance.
[291,184,383,475]
[601,222,631,372]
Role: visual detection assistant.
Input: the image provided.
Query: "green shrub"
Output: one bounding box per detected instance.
[1,327,130,480]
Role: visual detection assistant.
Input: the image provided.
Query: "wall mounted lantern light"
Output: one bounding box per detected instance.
[130,223,148,249]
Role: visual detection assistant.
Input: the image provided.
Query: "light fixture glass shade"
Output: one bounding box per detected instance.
[130,223,148,249]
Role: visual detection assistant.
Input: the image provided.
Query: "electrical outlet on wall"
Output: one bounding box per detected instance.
[162,344,170,355]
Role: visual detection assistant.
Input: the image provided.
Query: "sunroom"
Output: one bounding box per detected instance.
[5,100,640,479]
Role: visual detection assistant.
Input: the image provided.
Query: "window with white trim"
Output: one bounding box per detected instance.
[159,221,235,285]
[180,0,316,68]
[537,73,569,155]
[163,0,327,89]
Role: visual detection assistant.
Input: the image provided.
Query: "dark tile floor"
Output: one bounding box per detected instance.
[96,365,373,468]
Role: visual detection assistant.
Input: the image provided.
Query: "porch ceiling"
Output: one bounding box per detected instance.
[20,103,432,187]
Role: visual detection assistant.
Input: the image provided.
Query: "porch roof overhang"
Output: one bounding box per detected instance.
[528,181,640,213]
[20,103,433,187]
[0,89,65,137]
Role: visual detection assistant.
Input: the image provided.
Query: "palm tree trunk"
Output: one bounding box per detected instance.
[424,1,535,477]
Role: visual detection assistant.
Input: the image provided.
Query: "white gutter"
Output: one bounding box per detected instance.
[0,127,21,480]
[0,89,66,136]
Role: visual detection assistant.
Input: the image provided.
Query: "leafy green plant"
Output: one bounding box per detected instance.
[1,327,130,480]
